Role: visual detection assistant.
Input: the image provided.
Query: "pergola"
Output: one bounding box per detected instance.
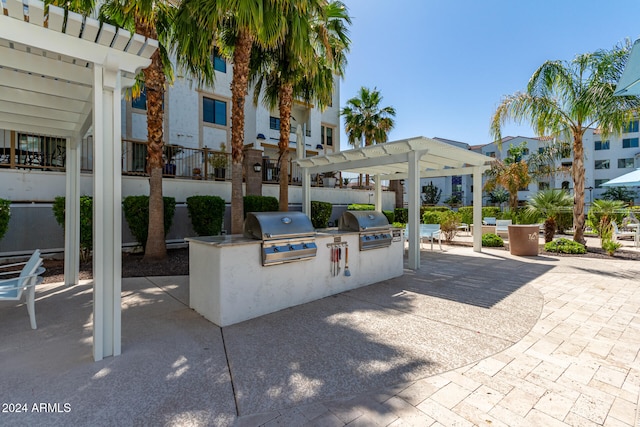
[297,137,493,269]
[1,1,157,360]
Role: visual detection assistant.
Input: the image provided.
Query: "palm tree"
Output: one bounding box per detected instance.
[525,189,573,243]
[491,43,640,245]
[484,142,531,211]
[174,0,291,233]
[54,0,176,261]
[341,87,396,186]
[249,1,351,211]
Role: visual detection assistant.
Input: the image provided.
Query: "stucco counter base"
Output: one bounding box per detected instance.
[186,231,404,327]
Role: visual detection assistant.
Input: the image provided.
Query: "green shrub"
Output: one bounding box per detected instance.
[394,208,408,224]
[186,195,226,236]
[482,206,502,219]
[382,210,395,224]
[482,233,504,247]
[52,196,93,255]
[422,206,450,212]
[422,210,441,224]
[457,206,473,225]
[311,201,333,228]
[602,239,622,256]
[439,210,461,242]
[0,198,10,241]
[243,195,278,216]
[123,196,176,250]
[543,238,586,254]
[347,203,374,210]
[392,221,405,228]
[555,211,573,233]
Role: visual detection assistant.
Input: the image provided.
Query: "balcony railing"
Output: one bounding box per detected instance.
[1,137,325,184]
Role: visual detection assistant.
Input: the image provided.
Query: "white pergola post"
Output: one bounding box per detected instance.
[374,174,382,212]
[64,135,81,286]
[473,166,483,252]
[92,58,123,361]
[302,168,311,216]
[407,151,421,270]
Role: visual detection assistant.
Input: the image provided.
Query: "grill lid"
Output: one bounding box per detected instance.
[339,210,390,232]
[244,211,316,240]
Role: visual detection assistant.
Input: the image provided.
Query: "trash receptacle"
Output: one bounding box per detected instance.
[508,225,540,256]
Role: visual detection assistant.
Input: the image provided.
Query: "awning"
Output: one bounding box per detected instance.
[615,39,640,96]
[297,136,494,270]
[601,168,640,187]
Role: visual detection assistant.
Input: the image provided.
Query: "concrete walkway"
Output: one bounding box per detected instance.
[1,246,639,426]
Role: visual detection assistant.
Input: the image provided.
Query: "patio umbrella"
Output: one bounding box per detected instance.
[615,38,640,96]
[614,39,640,96]
[601,168,640,187]
[296,124,306,159]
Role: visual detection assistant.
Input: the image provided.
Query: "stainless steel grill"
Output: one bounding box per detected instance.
[244,211,317,265]
[338,211,392,251]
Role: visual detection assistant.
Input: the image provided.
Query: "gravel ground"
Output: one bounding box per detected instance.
[41,247,190,284]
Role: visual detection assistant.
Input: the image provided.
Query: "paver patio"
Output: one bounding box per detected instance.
[0,244,638,426]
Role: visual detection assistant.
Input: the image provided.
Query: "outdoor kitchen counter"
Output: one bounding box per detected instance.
[186,229,404,327]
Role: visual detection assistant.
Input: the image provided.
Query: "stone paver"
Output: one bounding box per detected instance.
[247,245,640,426]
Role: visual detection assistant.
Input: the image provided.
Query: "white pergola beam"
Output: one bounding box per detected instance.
[0,16,153,73]
[0,100,83,123]
[0,68,92,100]
[0,86,88,113]
[28,0,45,27]
[0,120,74,138]
[0,45,94,85]
[6,0,23,19]
[47,5,65,32]
[66,11,84,38]
[0,111,78,131]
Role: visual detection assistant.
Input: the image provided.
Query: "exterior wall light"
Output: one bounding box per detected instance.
[253,162,262,173]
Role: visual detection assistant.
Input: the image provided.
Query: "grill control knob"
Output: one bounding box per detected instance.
[273,247,279,252]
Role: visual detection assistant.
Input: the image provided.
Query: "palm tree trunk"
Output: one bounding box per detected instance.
[572,133,586,245]
[544,218,556,243]
[230,30,253,234]
[278,84,293,211]
[137,20,167,262]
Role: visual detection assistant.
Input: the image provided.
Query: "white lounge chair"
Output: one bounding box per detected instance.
[495,219,512,238]
[420,224,442,251]
[0,250,45,329]
[483,217,497,226]
[611,221,636,242]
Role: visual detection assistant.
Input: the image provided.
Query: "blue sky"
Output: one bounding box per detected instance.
[339,0,640,150]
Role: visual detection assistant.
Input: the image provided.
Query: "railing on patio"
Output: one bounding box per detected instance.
[1,136,319,184]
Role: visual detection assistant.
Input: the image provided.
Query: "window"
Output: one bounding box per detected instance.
[538,147,545,154]
[562,161,572,168]
[132,87,147,110]
[321,125,334,147]
[594,160,610,170]
[522,148,529,156]
[594,140,610,150]
[270,116,281,130]
[538,182,550,191]
[623,138,639,148]
[618,158,634,168]
[624,120,639,133]
[213,47,226,73]
[561,181,570,190]
[203,97,227,126]
[595,179,608,188]
[486,151,496,158]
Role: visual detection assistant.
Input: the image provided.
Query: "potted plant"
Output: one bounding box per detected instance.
[208,143,228,180]
[322,171,337,188]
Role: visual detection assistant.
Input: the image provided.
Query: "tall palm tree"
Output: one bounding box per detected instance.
[250,1,351,211]
[491,43,640,245]
[484,142,531,211]
[341,87,396,186]
[174,0,290,233]
[525,189,573,243]
[53,0,176,261]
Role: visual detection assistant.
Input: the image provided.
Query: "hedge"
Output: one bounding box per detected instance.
[186,195,226,236]
[244,195,278,215]
[394,208,408,224]
[347,203,374,210]
[52,196,93,253]
[0,198,10,241]
[122,196,176,250]
[311,201,333,228]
